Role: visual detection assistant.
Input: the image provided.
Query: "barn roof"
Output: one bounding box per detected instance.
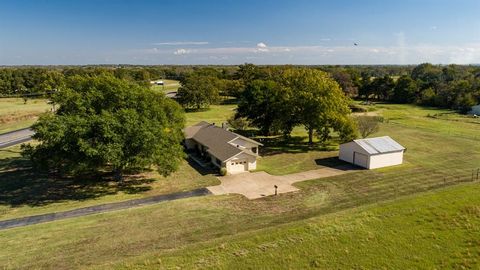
[354,136,405,155]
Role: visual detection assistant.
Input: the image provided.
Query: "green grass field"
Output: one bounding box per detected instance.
[0,98,52,133]
[185,104,236,126]
[0,145,218,221]
[150,79,181,93]
[116,183,480,269]
[1,102,479,269]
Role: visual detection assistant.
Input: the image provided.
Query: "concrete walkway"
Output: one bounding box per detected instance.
[0,188,210,230]
[208,165,358,199]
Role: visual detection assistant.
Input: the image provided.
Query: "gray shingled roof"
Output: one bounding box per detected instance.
[186,122,261,162]
[184,121,210,139]
[354,136,405,154]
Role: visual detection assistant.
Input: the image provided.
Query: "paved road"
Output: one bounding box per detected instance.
[0,188,211,230]
[0,128,34,149]
[165,91,178,98]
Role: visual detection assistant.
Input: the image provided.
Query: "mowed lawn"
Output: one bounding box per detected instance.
[150,79,181,93]
[0,145,218,221]
[116,183,480,269]
[0,98,52,133]
[0,104,479,269]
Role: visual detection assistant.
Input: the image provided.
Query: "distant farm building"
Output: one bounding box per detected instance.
[339,136,405,169]
[469,104,480,116]
[184,122,262,174]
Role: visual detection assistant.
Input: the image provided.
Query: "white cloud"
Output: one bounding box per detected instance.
[124,42,480,64]
[256,42,269,52]
[154,41,209,46]
[173,49,192,55]
[257,42,267,48]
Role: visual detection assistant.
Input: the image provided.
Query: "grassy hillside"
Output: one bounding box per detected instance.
[0,104,479,269]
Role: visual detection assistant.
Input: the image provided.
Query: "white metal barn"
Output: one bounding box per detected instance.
[339,136,405,169]
[469,104,480,115]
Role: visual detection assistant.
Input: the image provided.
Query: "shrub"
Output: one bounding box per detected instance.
[355,115,383,138]
[219,167,227,176]
[227,115,250,131]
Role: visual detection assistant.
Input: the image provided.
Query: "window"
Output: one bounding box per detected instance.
[252,147,257,154]
[231,163,234,165]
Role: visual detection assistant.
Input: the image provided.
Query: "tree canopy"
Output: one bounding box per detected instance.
[0,63,478,114]
[177,73,220,110]
[237,68,357,144]
[23,75,185,180]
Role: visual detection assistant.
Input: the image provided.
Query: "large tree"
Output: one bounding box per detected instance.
[283,68,356,144]
[392,75,418,103]
[236,79,293,135]
[23,75,185,180]
[411,63,443,90]
[330,69,359,97]
[176,74,220,110]
[237,68,357,143]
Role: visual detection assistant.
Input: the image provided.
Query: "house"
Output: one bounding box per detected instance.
[184,121,262,174]
[339,136,405,169]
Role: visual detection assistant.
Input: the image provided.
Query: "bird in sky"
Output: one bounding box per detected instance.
[354,43,358,46]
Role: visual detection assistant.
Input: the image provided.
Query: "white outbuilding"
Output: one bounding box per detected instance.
[468,104,480,116]
[339,136,405,169]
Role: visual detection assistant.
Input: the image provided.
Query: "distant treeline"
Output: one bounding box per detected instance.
[0,66,202,96]
[1,64,479,112]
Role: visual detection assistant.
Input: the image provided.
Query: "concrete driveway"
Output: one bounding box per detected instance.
[207,165,357,199]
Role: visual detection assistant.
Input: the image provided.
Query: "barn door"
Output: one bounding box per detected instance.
[353,152,368,168]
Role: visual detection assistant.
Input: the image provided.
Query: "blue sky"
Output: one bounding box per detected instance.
[1,0,479,65]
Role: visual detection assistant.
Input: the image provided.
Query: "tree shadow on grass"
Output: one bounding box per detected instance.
[0,156,155,207]
[259,136,338,157]
[185,155,218,176]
